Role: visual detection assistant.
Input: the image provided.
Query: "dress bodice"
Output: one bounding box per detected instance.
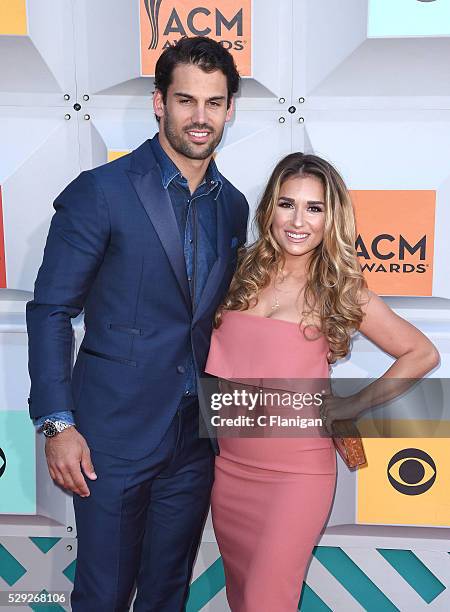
[205,310,335,471]
[205,310,330,380]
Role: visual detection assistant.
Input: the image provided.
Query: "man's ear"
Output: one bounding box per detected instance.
[225,96,235,123]
[153,89,165,121]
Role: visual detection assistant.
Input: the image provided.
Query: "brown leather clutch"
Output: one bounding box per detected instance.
[331,419,367,469]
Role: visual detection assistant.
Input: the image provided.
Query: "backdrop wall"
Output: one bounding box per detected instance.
[0,1,449,610]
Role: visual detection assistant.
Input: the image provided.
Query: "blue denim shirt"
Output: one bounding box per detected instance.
[34,133,221,430]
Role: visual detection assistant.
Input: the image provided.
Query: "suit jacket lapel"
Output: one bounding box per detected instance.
[127,161,192,313]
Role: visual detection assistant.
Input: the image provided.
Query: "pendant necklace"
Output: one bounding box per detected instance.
[270,270,306,321]
[270,269,286,312]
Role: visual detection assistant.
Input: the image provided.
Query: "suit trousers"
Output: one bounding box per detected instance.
[71,395,215,612]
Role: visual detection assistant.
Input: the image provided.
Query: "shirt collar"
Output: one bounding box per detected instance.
[150,133,223,200]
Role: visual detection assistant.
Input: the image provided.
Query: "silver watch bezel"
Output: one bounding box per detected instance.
[42,420,72,437]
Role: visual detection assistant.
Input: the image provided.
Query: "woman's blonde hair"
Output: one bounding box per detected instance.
[214,152,368,363]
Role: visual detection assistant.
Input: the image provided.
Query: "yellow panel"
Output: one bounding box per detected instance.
[107,150,130,162]
[357,419,450,438]
[357,437,450,527]
[0,0,27,36]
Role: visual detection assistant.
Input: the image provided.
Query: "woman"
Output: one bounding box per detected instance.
[204,153,439,611]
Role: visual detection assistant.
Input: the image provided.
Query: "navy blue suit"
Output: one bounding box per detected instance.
[26,137,248,610]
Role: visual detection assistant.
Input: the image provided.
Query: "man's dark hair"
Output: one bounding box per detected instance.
[154,36,240,117]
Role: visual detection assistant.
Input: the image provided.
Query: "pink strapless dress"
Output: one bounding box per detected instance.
[205,310,337,612]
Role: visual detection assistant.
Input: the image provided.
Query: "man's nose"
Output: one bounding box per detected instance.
[192,103,207,125]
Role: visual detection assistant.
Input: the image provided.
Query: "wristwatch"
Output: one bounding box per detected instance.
[42,419,74,438]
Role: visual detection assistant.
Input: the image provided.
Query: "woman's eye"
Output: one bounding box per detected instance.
[308,206,323,213]
[278,201,293,208]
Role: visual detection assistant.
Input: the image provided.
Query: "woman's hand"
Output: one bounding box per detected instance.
[319,393,363,435]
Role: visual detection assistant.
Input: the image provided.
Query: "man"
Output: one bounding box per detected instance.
[26,36,248,611]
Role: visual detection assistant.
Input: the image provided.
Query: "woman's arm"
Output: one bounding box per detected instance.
[358,289,440,378]
[322,289,440,430]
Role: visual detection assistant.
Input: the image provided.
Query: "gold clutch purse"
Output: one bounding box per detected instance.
[331,419,367,469]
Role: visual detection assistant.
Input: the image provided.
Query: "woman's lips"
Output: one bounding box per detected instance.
[285,231,310,243]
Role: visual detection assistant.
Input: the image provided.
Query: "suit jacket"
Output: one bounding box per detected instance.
[26,139,249,459]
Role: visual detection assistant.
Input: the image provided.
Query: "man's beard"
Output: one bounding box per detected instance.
[162,108,224,160]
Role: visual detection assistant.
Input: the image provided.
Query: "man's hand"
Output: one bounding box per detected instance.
[45,427,97,497]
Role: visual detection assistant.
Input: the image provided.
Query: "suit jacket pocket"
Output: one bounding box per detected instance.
[108,323,142,336]
[80,346,137,367]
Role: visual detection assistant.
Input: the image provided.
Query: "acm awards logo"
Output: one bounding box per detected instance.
[0,447,6,479]
[351,190,435,296]
[356,233,427,275]
[140,0,251,76]
[387,448,436,495]
[143,0,245,50]
[144,0,163,50]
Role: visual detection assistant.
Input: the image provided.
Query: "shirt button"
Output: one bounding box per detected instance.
[184,390,190,396]
[189,238,193,244]
[177,365,185,374]
[188,276,192,282]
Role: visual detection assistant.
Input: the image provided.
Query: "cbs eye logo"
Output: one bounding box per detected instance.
[0,447,6,478]
[387,448,436,495]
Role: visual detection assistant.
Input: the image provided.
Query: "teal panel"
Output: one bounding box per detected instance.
[0,411,36,513]
[29,605,67,612]
[29,590,68,611]
[378,548,446,603]
[62,559,76,584]
[368,0,450,38]
[29,538,61,554]
[186,557,225,612]
[298,582,332,611]
[313,546,400,612]
[0,543,27,586]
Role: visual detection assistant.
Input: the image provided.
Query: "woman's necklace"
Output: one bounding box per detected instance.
[271,293,280,312]
[269,269,306,317]
[270,270,287,313]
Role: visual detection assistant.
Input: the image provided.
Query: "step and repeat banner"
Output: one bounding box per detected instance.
[0,1,450,610]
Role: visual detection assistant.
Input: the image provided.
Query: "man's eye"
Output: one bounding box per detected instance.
[180,99,191,104]
[209,101,220,107]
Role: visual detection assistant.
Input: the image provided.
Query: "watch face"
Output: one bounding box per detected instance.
[43,421,57,437]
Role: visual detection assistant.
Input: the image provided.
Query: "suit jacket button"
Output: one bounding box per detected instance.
[177,365,186,374]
